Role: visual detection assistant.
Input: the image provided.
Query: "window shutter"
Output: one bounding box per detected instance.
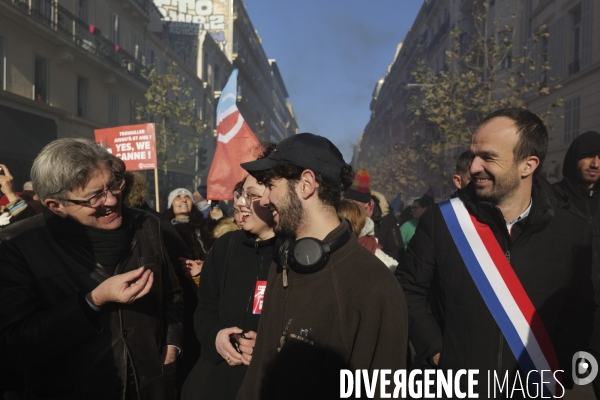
[581,0,593,69]
[548,15,566,81]
[525,38,536,83]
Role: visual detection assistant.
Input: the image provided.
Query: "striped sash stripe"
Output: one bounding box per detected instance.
[439,198,560,396]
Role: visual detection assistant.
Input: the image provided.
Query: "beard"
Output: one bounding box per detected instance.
[473,166,520,205]
[273,181,305,238]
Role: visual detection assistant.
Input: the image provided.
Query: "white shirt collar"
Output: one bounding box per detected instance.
[506,199,532,233]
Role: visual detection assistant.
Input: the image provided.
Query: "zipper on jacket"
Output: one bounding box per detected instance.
[497,333,506,399]
[246,245,264,313]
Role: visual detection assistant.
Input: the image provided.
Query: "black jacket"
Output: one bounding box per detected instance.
[553,130,600,369]
[182,230,275,400]
[0,208,183,400]
[397,177,594,396]
[372,207,404,261]
[236,220,408,400]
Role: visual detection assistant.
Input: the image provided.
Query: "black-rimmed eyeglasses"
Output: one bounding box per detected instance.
[57,178,126,207]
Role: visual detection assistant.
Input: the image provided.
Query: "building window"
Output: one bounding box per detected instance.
[540,33,549,87]
[77,76,89,118]
[214,65,220,91]
[130,100,136,124]
[0,37,5,91]
[569,6,582,75]
[109,92,119,126]
[110,12,120,45]
[564,97,581,143]
[132,31,140,61]
[207,64,213,87]
[78,0,90,24]
[149,49,155,68]
[34,55,49,103]
[202,51,208,82]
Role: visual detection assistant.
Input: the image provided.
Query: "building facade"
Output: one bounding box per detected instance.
[355,0,599,198]
[0,0,297,204]
[524,0,599,182]
[152,0,298,143]
[0,0,211,199]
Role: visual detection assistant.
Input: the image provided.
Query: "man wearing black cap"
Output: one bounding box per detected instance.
[236,133,408,400]
[553,131,600,398]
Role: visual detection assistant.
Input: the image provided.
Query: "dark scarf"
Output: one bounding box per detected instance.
[44,207,132,271]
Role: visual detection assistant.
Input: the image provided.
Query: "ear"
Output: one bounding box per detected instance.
[44,198,68,218]
[298,169,317,200]
[452,175,462,189]
[368,199,375,215]
[521,156,540,179]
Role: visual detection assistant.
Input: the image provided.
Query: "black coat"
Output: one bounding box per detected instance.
[397,177,594,395]
[373,210,404,261]
[139,202,200,394]
[0,208,183,400]
[181,230,275,400]
[552,131,600,392]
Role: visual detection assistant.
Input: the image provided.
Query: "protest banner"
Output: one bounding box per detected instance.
[94,123,160,210]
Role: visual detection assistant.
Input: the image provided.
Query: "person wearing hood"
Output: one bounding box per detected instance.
[553,130,600,398]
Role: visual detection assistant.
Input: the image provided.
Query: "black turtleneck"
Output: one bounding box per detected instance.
[44,207,133,273]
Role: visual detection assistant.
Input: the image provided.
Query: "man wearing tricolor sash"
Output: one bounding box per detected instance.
[397,108,595,398]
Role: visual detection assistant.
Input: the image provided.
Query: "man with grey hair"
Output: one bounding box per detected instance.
[0,139,183,399]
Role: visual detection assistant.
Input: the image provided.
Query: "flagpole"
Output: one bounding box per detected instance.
[154,168,160,212]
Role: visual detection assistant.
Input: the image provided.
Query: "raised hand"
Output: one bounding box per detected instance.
[86,267,154,308]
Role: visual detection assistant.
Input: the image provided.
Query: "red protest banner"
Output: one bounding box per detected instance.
[94,123,157,171]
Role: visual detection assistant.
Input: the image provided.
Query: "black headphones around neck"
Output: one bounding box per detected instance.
[273,228,352,274]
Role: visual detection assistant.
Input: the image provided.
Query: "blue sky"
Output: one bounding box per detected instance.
[244,0,424,162]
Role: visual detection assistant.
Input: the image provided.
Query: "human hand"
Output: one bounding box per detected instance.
[161,345,178,365]
[86,267,154,307]
[179,257,203,277]
[431,353,440,366]
[215,327,244,366]
[238,330,257,366]
[0,164,17,202]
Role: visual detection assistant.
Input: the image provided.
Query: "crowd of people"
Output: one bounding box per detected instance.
[0,107,599,399]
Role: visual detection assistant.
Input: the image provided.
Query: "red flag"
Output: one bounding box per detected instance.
[207,69,261,200]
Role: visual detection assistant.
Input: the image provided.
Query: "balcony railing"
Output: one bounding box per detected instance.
[4,0,148,85]
[130,0,150,16]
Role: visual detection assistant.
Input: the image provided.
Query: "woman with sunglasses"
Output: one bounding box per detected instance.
[182,148,276,400]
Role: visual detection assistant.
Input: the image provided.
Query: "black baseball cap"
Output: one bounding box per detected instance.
[241,133,346,183]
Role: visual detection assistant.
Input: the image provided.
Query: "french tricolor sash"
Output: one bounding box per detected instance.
[439,198,561,396]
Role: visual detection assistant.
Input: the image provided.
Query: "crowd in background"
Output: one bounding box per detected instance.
[1,108,600,399]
